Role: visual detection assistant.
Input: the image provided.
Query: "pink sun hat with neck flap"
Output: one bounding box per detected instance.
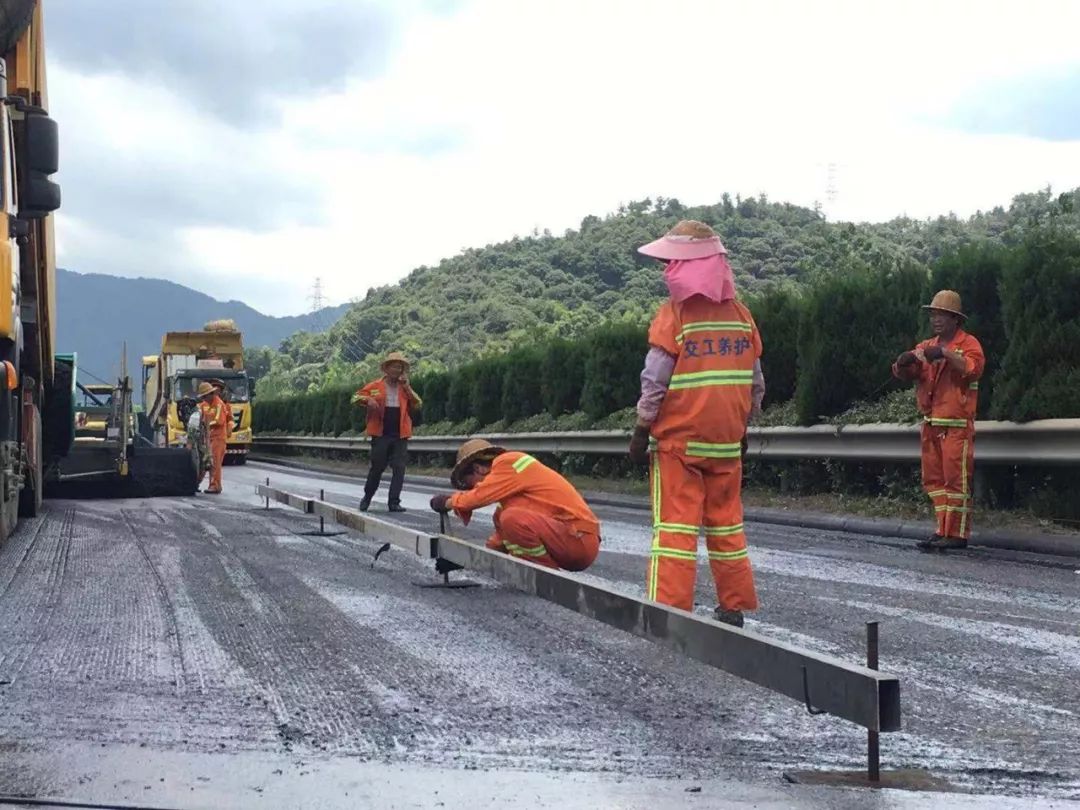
[638,219,727,261]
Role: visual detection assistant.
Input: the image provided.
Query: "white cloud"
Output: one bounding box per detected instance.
[50,0,1080,315]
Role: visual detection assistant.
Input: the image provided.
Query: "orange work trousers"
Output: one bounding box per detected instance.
[487,507,600,571]
[207,432,227,493]
[647,451,758,613]
[921,424,974,539]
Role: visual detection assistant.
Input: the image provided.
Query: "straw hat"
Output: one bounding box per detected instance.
[638,220,727,261]
[196,382,216,398]
[450,438,506,490]
[381,351,411,373]
[922,290,966,320]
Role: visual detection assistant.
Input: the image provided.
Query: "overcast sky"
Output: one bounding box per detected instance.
[47,0,1080,316]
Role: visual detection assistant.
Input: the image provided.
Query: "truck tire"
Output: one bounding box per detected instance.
[18,404,41,517]
[0,0,35,55]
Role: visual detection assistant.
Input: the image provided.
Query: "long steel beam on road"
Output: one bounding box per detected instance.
[258,484,902,734]
[254,417,1080,466]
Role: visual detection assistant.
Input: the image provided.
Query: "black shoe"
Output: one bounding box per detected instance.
[916,534,941,551]
[714,608,745,628]
[388,503,407,513]
[358,497,371,512]
[930,535,968,551]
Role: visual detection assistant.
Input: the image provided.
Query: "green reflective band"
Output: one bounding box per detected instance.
[649,454,662,600]
[704,523,744,536]
[708,548,749,561]
[686,440,743,459]
[651,547,698,561]
[927,489,948,498]
[505,543,547,557]
[925,417,968,427]
[669,370,754,391]
[512,454,537,473]
[656,521,699,534]
[969,382,979,390]
[675,321,753,343]
[945,493,970,501]
[944,506,971,514]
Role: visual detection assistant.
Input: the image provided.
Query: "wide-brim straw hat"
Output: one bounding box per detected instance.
[450,438,506,490]
[922,290,966,320]
[638,219,727,261]
[196,382,216,398]
[381,351,411,373]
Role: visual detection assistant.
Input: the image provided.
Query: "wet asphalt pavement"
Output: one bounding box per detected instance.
[0,459,1076,809]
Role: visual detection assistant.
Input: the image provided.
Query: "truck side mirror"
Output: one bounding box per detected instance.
[18,111,60,219]
[249,379,257,399]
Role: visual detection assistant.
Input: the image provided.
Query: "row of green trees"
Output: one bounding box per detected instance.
[254,221,1080,435]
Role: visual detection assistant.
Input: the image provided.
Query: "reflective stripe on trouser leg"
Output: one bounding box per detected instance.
[648,450,705,612]
[921,424,947,535]
[941,432,974,540]
[493,507,560,569]
[702,456,758,612]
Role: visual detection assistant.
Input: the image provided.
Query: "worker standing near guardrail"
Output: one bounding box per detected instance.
[196,382,231,494]
[429,439,601,571]
[352,352,423,513]
[628,221,763,628]
[893,290,985,551]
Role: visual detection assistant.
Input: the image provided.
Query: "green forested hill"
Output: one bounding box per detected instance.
[255,187,1079,394]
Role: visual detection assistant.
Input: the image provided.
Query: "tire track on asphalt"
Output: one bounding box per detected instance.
[122,508,189,696]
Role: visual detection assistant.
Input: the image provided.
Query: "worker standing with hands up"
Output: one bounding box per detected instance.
[353,352,423,513]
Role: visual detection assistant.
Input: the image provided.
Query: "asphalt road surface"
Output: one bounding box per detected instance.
[0,458,1076,809]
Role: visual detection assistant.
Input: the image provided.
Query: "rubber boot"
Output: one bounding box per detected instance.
[930,535,968,551]
[359,497,371,512]
[917,534,941,552]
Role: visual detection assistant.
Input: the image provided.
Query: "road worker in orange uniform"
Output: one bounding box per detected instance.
[893,290,985,551]
[196,381,232,494]
[429,439,601,572]
[629,221,764,628]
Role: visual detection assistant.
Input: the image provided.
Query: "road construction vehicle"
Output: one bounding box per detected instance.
[142,321,254,463]
[48,352,198,498]
[0,0,69,543]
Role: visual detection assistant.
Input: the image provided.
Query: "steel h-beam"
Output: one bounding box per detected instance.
[258,484,901,735]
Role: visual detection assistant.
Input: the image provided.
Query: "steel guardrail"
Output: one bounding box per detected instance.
[254,418,1080,465]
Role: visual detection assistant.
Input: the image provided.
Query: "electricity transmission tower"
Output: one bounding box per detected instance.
[308,277,325,313]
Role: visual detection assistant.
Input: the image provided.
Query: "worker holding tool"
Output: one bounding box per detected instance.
[429,439,601,572]
[893,290,985,551]
[628,220,764,628]
[353,352,423,513]
[197,381,231,494]
[179,397,212,488]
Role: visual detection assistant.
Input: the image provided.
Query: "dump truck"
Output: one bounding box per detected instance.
[0,0,69,544]
[142,321,254,463]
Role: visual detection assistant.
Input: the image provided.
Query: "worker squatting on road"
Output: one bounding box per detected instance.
[893,290,985,551]
[629,221,765,628]
[352,352,423,513]
[429,439,601,572]
[196,382,232,494]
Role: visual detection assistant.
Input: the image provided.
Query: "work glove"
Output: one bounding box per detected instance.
[896,351,918,367]
[430,494,452,514]
[741,433,749,460]
[628,424,651,466]
[923,345,945,362]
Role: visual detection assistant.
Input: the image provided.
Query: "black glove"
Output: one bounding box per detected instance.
[923,345,945,362]
[628,424,651,466]
[430,494,452,513]
[896,351,918,367]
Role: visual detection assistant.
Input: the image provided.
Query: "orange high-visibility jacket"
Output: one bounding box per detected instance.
[448,452,600,536]
[352,378,422,438]
[198,395,232,439]
[647,297,762,458]
[893,330,985,427]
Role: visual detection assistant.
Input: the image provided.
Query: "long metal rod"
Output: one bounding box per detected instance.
[262,485,902,732]
[867,621,881,781]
